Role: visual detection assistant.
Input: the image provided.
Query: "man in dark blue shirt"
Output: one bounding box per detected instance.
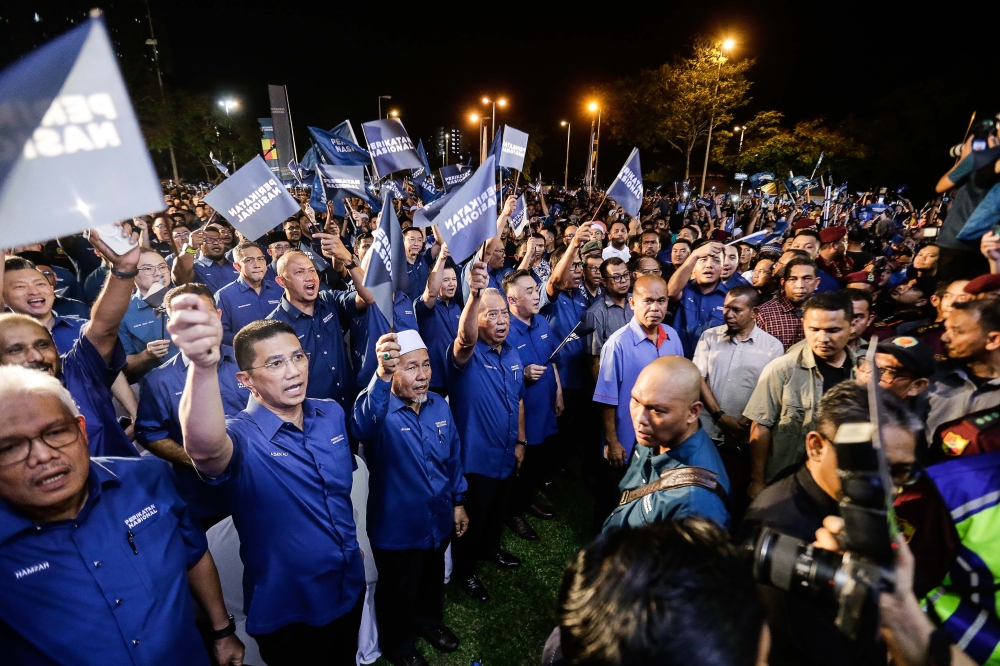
[0,365,243,665]
[667,240,729,358]
[119,248,174,380]
[416,247,462,398]
[2,255,88,355]
[400,226,430,302]
[171,225,239,296]
[170,300,366,666]
[448,263,526,603]
[215,241,283,345]
[352,330,468,666]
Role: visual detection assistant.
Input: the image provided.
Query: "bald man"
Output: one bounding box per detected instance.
[603,356,732,531]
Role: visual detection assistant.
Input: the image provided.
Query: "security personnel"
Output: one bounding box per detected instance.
[0,365,244,665]
[119,248,176,379]
[267,246,374,408]
[448,264,526,603]
[215,241,283,345]
[415,247,462,398]
[604,356,731,531]
[170,301,366,666]
[136,284,250,521]
[352,331,468,666]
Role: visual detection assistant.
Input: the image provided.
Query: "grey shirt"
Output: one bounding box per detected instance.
[920,364,1000,439]
[584,294,633,356]
[693,324,784,441]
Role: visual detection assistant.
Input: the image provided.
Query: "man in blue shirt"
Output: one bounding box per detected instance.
[415,245,462,397]
[400,226,430,302]
[448,263,526,603]
[352,330,468,666]
[603,356,732,531]
[119,248,175,380]
[666,240,728,358]
[594,276,684,526]
[268,246,374,409]
[0,365,243,665]
[2,255,88,355]
[172,225,239,296]
[263,231,292,283]
[170,301,366,666]
[215,241,283,345]
[790,230,840,293]
[0,224,140,458]
[503,269,562,541]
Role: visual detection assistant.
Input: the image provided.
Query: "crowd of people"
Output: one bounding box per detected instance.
[1,126,999,666]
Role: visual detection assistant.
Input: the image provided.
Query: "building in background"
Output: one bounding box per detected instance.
[433,127,467,166]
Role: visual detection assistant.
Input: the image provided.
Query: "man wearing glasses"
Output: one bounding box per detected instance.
[215,241,283,346]
[149,215,176,259]
[119,247,175,380]
[584,258,632,381]
[263,231,292,283]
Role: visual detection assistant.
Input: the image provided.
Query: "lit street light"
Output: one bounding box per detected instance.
[217,99,239,116]
[481,96,507,146]
[560,121,571,188]
[734,125,746,153]
[470,112,491,164]
[388,109,399,119]
[700,39,734,196]
[586,101,601,191]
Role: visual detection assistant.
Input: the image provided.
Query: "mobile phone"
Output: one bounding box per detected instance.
[877,196,885,204]
[85,222,138,256]
[922,227,939,238]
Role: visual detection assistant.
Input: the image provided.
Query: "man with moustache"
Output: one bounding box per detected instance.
[666,241,728,358]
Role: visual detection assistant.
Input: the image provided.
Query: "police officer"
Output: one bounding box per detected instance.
[352,330,468,666]
[215,241,283,345]
[0,365,244,665]
[170,298,366,666]
[448,263,526,602]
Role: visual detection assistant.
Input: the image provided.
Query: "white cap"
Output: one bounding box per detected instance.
[397,330,427,356]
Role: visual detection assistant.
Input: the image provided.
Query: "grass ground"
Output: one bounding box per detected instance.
[374,465,594,666]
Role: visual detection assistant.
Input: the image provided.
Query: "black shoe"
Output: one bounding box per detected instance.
[490,550,522,570]
[462,575,490,602]
[528,503,556,520]
[507,515,539,540]
[389,649,429,666]
[419,624,460,653]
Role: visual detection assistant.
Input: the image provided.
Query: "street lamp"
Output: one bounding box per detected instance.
[587,101,602,190]
[470,112,491,165]
[481,96,507,145]
[733,125,746,153]
[217,99,239,115]
[388,109,399,119]
[560,121,571,188]
[700,39,734,196]
[377,95,391,119]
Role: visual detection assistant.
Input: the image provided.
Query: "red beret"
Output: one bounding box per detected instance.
[964,273,1000,295]
[845,270,875,284]
[711,230,730,241]
[819,226,847,244]
[792,218,815,230]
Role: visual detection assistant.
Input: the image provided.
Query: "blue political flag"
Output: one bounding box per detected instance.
[0,13,164,248]
[383,179,407,200]
[317,164,367,202]
[309,171,326,211]
[203,155,302,240]
[498,125,529,172]
[440,164,473,192]
[330,120,359,144]
[308,126,371,167]
[606,148,643,218]
[432,155,499,263]
[415,175,440,204]
[486,128,502,161]
[509,194,528,235]
[300,145,319,172]
[363,182,383,214]
[411,190,457,228]
[363,193,407,327]
[736,229,770,246]
[814,151,824,170]
[749,172,775,189]
[412,139,433,179]
[210,152,230,178]
[361,118,423,177]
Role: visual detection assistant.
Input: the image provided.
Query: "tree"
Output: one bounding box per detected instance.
[602,38,754,181]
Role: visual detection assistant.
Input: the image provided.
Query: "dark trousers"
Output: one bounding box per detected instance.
[594,457,627,533]
[372,538,450,658]
[252,590,364,666]
[508,437,557,516]
[559,387,602,493]
[452,472,512,580]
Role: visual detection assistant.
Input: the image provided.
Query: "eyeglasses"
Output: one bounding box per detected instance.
[173,232,190,239]
[637,268,661,276]
[482,309,510,322]
[752,267,772,275]
[270,243,291,251]
[249,350,310,373]
[859,361,913,382]
[38,270,55,278]
[570,262,584,271]
[608,273,630,283]
[138,264,169,275]
[0,419,82,466]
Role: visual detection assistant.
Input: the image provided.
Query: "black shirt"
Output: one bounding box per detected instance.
[817,358,852,393]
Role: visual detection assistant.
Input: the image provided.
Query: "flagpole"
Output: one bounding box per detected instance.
[284,86,299,163]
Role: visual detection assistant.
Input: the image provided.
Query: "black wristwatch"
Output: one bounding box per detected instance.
[516,440,527,447]
[111,267,139,279]
[209,615,237,640]
[710,409,725,422]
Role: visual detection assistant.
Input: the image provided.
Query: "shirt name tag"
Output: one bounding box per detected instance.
[540,334,548,339]
[331,434,345,445]
[400,427,411,432]
[238,303,252,308]
[268,300,280,304]
[124,504,158,529]
[517,343,526,349]
[14,561,50,580]
[323,313,334,324]
[435,420,448,428]
[511,365,520,372]
[132,320,153,329]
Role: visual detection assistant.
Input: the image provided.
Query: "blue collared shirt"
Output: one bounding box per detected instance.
[192,255,239,295]
[50,314,88,355]
[62,335,136,458]
[603,429,732,531]
[460,261,512,302]
[0,458,209,665]
[212,398,366,634]
[507,315,559,444]
[53,296,90,319]
[673,280,729,358]
[816,268,840,293]
[540,285,590,390]
[119,291,176,360]
[348,295,417,389]
[447,340,524,479]
[267,291,358,405]
[415,297,462,390]
[215,277,284,345]
[400,255,430,303]
[593,317,684,459]
[352,376,466,550]
[724,272,751,289]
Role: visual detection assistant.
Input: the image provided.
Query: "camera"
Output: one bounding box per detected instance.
[949,116,998,157]
[745,422,896,640]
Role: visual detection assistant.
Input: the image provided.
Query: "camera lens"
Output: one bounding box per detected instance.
[749,527,843,602]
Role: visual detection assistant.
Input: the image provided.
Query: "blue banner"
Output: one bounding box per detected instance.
[431,155,498,263]
[330,120,359,144]
[749,172,775,189]
[498,125,529,172]
[203,155,302,240]
[317,164,367,201]
[415,175,440,204]
[382,179,407,200]
[606,148,643,218]
[486,128,502,161]
[411,190,456,228]
[300,144,319,172]
[210,151,230,178]
[412,139,432,180]
[363,193,407,327]
[509,194,528,235]
[361,118,423,177]
[0,14,164,248]
[308,125,371,167]
[440,164,473,192]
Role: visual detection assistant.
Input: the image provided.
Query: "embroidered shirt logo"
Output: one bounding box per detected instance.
[14,561,50,580]
[124,504,157,529]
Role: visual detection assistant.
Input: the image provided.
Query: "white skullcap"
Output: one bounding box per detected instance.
[397,330,427,356]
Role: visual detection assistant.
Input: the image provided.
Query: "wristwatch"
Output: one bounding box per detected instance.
[516,440,527,447]
[710,409,725,422]
[111,268,139,279]
[344,256,358,270]
[209,615,237,641]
